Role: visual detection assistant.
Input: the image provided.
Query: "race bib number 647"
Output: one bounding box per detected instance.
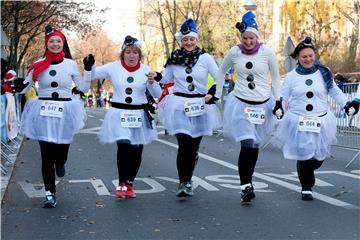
[40,101,64,118]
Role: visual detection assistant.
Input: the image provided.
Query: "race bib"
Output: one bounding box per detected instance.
[40,101,64,118]
[184,98,205,117]
[298,116,321,133]
[120,110,142,128]
[244,107,265,124]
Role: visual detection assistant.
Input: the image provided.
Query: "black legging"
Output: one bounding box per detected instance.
[175,134,202,183]
[297,159,324,191]
[117,142,144,185]
[39,141,70,193]
[238,139,259,186]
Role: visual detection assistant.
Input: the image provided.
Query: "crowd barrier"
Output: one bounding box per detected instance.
[1,92,23,199]
[328,83,360,168]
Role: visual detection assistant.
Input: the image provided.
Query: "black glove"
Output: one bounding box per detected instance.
[272,99,284,119]
[344,100,359,116]
[154,72,163,81]
[83,54,95,71]
[13,78,29,93]
[72,87,86,99]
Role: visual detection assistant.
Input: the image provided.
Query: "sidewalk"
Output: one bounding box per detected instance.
[1,135,23,202]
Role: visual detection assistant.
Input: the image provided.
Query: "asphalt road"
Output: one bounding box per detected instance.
[1,108,360,240]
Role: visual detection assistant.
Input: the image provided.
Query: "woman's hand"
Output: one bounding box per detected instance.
[145,71,157,84]
[205,94,218,104]
[272,99,284,119]
[83,54,95,71]
[344,100,359,116]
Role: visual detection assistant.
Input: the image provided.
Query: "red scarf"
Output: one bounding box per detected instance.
[121,60,140,72]
[30,50,65,81]
[29,30,66,81]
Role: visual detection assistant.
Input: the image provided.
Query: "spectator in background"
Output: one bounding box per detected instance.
[335,73,349,93]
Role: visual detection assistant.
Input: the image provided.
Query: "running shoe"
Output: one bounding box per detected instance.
[126,184,136,198]
[176,181,194,197]
[43,192,57,208]
[116,183,127,199]
[301,191,313,201]
[241,184,255,203]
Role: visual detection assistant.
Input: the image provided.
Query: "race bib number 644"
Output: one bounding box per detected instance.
[298,116,321,133]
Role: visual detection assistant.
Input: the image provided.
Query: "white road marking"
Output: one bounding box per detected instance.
[69,179,110,196]
[155,138,360,209]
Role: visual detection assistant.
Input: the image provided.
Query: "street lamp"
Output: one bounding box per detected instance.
[243,0,257,11]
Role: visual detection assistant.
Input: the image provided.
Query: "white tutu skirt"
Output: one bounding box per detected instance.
[21,98,86,144]
[272,110,336,161]
[99,107,158,145]
[223,93,276,145]
[158,94,222,137]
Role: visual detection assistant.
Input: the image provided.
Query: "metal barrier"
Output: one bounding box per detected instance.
[328,83,360,168]
[1,92,24,200]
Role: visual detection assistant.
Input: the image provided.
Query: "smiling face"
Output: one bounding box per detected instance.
[122,46,141,67]
[298,47,316,69]
[241,31,258,50]
[181,36,198,52]
[46,35,64,54]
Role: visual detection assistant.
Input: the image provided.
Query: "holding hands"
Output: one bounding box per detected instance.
[272,99,284,119]
[145,71,162,84]
[83,54,95,71]
[344,100,359,116]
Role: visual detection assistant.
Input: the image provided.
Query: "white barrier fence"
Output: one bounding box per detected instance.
[328,83,360,167]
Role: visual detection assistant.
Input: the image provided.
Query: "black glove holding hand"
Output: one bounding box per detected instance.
[13,78,29,93]
[72,87,86,99]
[344,100,360,116]
[83,54,95,71]
[272,98,284,119]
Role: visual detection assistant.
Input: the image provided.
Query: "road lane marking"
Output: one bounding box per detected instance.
[155,138,360,210]
[69,179,110,196]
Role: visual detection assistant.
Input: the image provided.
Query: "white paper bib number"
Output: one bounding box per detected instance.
[298,116,321,133]
[244,107,265,124]
[120,110,142,128]
[40,101,64,118]
[184,98,205,117]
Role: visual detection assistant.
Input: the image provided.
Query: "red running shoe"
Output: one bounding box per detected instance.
[115,183,127,198]
[126,184,136,198]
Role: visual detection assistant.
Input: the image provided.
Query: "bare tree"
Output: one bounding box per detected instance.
[337,0,360,71]
[1,1,107,72]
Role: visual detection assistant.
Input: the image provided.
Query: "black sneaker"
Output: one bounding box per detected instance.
[176,181,194,197]
[43,193,57,208]
[241,184,255,203]
[55,164,65,177]
[301,191,313,201]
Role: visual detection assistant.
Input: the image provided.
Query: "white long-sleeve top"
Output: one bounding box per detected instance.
[91,61,161,104]
[161,53,223,99]
[21,58,91,98]
[282,69,348,116]
[217,44,281,101]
